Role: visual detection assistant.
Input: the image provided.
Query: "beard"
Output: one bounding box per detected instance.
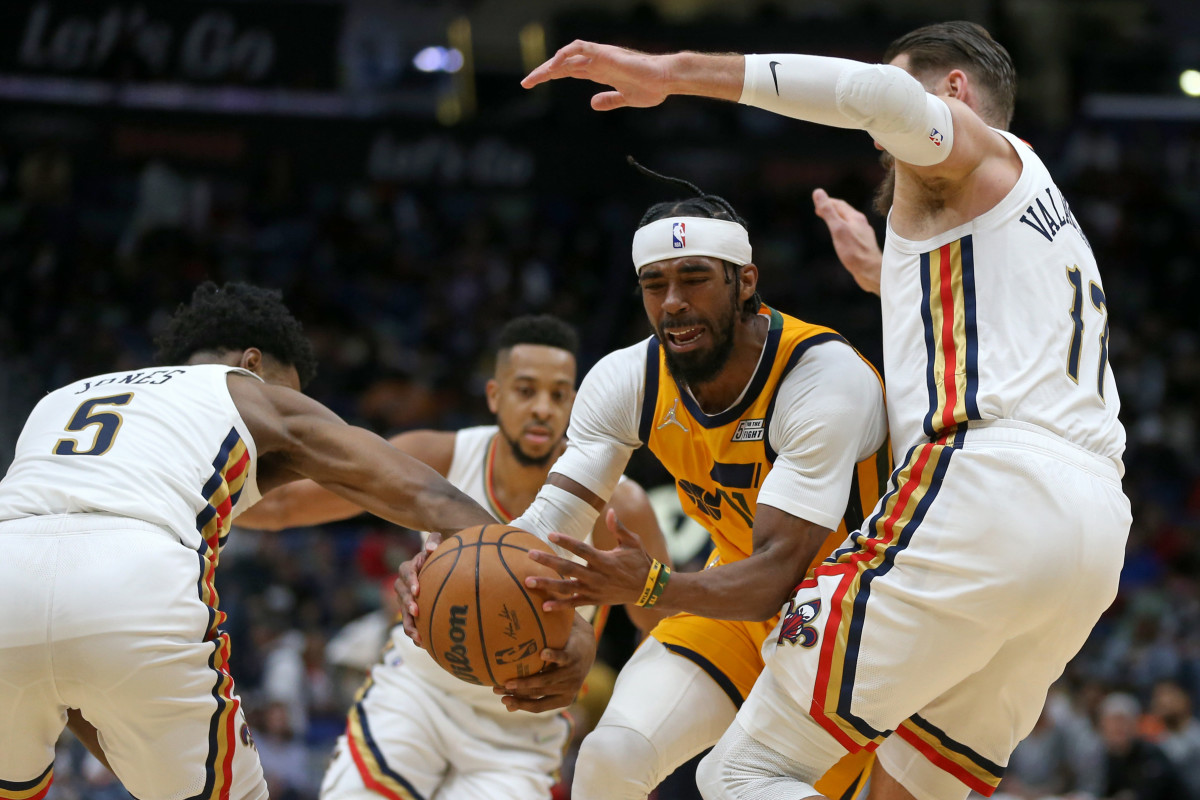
[658,289,739,388]
[873,151,896,217]
[499,423,561,468]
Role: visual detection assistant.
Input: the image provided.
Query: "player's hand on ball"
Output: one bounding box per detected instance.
[395,534,442,646]
[526,509,653,610]
[495,613,597,713]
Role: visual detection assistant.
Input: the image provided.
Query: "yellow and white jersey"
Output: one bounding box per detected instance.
[882,129,1125,471]
[540,306,888,565]
[638,307,889,567]
[0,364,261,555]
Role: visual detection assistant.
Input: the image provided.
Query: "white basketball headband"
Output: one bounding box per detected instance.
[631,217,752,273]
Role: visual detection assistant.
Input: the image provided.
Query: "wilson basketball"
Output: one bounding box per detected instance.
[416,524,574,687]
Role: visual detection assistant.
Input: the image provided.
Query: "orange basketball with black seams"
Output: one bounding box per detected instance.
[416,524,573,687]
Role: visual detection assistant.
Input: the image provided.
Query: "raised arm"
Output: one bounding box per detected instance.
[522,41,1007,180]
[228,375,491,536]
[235,430,455,530]
[812,188,883,296]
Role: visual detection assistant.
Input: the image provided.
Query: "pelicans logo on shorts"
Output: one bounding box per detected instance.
[778,598,821,648]
[240,722,256,750]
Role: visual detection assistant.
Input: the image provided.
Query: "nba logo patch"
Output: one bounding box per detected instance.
[672,222,685,249]
[929,128,944,146]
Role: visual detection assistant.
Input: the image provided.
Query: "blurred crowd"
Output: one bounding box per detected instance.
[2,91,1199,800]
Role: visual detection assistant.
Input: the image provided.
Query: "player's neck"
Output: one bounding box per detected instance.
[487,434,566,520]
[687,312,768,413]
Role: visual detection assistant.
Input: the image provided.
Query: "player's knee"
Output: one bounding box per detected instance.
[573,723,662,799]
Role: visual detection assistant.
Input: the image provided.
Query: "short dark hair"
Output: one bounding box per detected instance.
[155,281,318,388]
[884,21,1016,129]
[496,314,579,358]
[639,198,762,319]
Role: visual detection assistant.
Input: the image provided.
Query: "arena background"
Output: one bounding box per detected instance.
[1,0,1197,797]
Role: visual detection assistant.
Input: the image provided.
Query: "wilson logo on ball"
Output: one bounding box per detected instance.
[417,524,573,687]
[443,604,482,685]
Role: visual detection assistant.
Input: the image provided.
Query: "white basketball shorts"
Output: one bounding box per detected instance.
[0,514,266,800]
[741,421,1130,799]
[320,656,570,800]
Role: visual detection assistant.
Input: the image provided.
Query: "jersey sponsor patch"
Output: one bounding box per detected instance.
[731,418,765,442]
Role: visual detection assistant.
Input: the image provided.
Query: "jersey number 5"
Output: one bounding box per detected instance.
[1065,266,1109,401]
[53,393,134,456]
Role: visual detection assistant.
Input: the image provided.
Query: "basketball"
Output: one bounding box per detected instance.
[416,524,574,687]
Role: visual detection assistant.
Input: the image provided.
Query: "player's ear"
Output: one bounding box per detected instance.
[945,69,969,100]
[485,378,500,414]
[738,263,759,302]
[239,348,263,375]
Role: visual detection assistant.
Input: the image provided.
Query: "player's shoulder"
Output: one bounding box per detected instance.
[779,339,883,404]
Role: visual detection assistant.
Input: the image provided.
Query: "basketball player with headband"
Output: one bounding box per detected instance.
[399,165,891,800]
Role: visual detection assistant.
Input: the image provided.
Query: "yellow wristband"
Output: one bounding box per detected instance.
[643,563,671,608]
[636,559,664,607]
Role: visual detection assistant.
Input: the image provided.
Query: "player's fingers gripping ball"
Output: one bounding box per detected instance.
[416,524,574,687]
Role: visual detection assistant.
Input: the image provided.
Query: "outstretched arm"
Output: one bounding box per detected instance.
[236,430,455,530]
[522,40,1007,180]
[228,375,492,536]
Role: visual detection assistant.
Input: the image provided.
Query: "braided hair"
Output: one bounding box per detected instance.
[630,157,761,317]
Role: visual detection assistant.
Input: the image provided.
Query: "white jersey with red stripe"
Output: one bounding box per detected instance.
[881,129,1125,471]
[0,364,261,552]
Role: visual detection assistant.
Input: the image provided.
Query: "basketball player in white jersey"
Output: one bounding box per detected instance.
[519,19,1132,800]
[237,314,671,800]
[0,284,594,800]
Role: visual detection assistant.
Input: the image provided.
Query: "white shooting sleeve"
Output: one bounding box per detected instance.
[739,53,955,167]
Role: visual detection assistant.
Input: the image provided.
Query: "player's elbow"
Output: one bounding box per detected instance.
[837,64,954,167]
[746,594,789,622]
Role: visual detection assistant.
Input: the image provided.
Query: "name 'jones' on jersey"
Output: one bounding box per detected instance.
[880,129,1125,468]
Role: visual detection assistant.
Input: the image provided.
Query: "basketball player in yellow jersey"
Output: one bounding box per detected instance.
[399,176,890,800]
